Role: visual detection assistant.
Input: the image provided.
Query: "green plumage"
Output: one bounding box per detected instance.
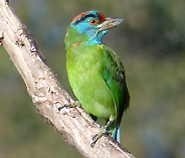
[65,10,130,144]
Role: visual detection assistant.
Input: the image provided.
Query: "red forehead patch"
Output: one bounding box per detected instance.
[98,12,106,23]
[71,11,88,23]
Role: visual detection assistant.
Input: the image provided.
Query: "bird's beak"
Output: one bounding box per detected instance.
[97,18,124,32]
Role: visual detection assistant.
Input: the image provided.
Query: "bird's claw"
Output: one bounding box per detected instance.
[58,101,80,111]
[90,127,108,147]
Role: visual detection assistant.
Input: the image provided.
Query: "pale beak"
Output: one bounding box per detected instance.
[97,18,124,32]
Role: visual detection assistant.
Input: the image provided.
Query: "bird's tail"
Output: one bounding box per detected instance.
[111,125,120,143]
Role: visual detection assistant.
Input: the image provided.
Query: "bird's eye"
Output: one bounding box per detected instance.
[89,18,98,25]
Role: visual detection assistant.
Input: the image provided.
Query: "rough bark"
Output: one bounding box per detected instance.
[0,0,135,158]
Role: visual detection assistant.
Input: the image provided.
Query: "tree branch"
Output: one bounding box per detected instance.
[0,0,135,157]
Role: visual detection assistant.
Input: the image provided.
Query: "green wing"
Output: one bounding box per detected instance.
[102,45,130,123]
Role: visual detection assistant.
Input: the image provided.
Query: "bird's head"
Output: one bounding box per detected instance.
[65,10,124,49]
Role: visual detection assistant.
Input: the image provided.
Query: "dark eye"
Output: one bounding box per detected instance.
[89,18,98,25]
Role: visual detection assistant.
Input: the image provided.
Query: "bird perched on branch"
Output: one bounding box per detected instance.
[64,10,130,146]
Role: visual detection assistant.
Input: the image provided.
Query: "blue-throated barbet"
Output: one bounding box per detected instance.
[64,10,130,146]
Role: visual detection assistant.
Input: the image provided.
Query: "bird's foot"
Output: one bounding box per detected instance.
[58,101,80,111]
[91,126,110,147]
[91,117,114,147]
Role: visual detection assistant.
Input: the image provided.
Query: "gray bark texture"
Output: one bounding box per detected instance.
[0,0,135,157]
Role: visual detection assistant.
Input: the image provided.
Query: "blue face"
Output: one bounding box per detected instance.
[70,10,108,45]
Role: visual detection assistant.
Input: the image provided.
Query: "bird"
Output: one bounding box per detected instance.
[64,10,130,146]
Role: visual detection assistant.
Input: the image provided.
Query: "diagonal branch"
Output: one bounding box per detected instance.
[0,0,135,157]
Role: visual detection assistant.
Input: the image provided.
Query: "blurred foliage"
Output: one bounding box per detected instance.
[0,0,185,157]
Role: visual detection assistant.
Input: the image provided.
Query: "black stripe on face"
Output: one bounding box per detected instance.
[73,14,97,26]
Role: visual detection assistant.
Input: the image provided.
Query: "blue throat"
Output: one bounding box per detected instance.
[85,30,108,45]
[72,24,108,45]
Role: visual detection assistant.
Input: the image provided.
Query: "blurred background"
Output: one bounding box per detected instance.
[0,0,185,157]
